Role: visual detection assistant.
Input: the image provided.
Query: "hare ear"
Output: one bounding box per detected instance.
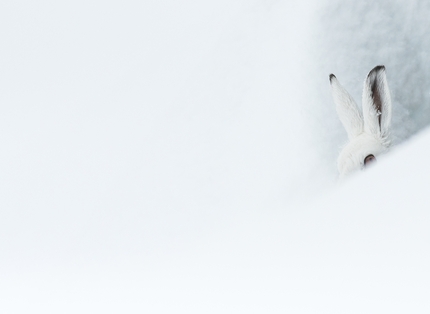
[330,74,364,139]
[362,65,392,139]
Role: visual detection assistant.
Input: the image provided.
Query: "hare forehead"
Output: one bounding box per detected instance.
[337,133,387,175]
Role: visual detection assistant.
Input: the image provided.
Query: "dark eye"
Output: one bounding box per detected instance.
[364,154,376,167]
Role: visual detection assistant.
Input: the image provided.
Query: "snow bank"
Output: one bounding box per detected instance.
[1,0,429,313]
[2,127,429,314]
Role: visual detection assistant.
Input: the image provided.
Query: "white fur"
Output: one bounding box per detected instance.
[330,66,392,178]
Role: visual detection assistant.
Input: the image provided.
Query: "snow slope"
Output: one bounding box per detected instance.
[1,0,430,313]
[2,129,430,314]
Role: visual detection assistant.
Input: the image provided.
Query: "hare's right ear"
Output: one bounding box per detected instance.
[362,65,392,139]
[329,74,364,139]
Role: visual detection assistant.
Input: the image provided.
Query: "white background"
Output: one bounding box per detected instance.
[1,1,429,313]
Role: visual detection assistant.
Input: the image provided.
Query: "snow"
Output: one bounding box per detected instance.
[1,0,430,313]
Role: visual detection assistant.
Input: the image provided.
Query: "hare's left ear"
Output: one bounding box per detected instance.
[330,74,364,140]
[362,65,392,139]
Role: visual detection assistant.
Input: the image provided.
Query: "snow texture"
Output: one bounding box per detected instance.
[1,0,430,313]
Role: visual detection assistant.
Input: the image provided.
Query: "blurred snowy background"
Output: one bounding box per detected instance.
[1,0,430,313]
[312,0,430,173]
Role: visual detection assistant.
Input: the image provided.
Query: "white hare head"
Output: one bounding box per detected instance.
[330,65,392,178]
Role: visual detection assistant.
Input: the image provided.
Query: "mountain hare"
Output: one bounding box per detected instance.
[329,65,392,178]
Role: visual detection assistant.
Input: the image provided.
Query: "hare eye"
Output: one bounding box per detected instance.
[364,154,376,167]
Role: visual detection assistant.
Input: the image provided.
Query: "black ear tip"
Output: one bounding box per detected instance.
[371,65,385,73]
[367,65,386,79]
[329,74,336,82]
